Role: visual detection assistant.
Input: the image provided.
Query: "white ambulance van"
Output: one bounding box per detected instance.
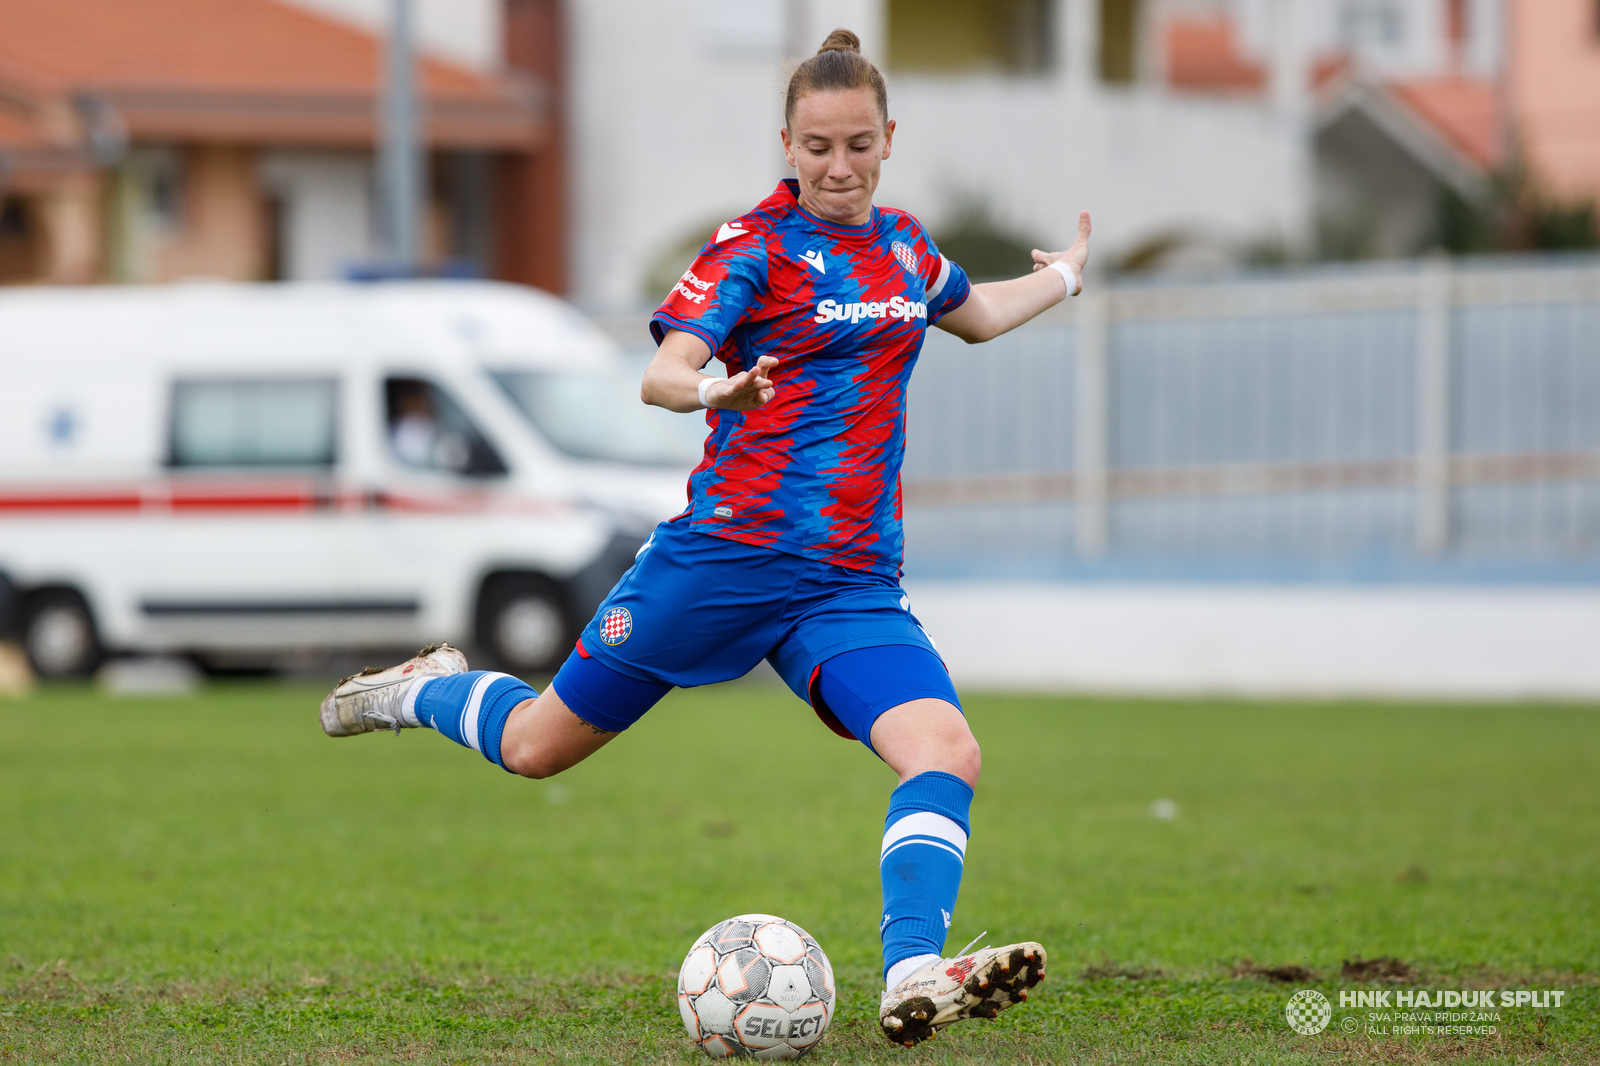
[0,281,698,678]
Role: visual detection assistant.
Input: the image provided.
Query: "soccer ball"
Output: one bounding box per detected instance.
[677,913,835,1059]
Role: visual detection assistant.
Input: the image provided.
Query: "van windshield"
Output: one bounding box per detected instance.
[491,367,705,467]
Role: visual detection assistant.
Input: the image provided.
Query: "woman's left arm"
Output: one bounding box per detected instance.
[936,210,1092,344]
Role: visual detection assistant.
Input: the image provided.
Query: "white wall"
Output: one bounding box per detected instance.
[566,0,884,312]
[878,79,1309,266]
[906,582,1600,699]
[279,0,501,72]
[259,151,377,281]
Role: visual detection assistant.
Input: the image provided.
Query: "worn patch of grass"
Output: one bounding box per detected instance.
[1,682,1597,1062]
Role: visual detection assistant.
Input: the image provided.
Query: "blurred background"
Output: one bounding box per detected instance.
[1,0,1597,699]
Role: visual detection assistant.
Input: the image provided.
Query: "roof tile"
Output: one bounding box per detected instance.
[0,0,499,99]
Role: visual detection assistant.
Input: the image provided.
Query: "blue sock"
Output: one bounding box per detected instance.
[407,671,536,771]
[879,770,972,980]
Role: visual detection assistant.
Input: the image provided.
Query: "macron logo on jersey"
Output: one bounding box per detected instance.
[716,222,750,243]
[814,295,928,325]
[801,250,827,275]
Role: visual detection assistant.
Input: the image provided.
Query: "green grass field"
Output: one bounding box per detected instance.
[2,679,1596,1063]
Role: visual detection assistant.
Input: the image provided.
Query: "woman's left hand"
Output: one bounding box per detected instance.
[1030,210,1092,282]
[938,210,1092,344]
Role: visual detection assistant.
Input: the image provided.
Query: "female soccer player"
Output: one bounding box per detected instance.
[321,29,1090,1047]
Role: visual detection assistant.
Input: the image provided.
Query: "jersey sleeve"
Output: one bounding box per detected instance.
[920,238,971,324]
[649,228,769,355]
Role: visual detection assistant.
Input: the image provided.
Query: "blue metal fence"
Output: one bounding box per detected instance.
[902,255,1600,581]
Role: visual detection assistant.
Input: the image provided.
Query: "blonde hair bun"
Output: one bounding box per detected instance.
[818,28,861,54]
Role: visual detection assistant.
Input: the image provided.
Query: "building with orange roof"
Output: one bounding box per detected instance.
[0,0,562,288]
[1158,0,1598,256]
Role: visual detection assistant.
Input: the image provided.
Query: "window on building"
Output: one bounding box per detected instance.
[261,191,286,282]
[129,147,186,235]
[1100,0,1143,83]
[169,379,338,467]
[0,195,44,284]
[704,0,785,58]
[1338,0,1403,47]
[888,0,1054,75]
[440,151,492,274]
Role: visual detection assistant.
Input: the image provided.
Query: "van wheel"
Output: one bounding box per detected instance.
[477,576,568,675]
[23,590,103,679]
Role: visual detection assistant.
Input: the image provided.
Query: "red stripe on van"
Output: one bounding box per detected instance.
[0,483,569,517]
[0,492,144,513]
[169,491,324,511]
[374,490,493,513]
[374,491,569,517]
[0,481,329,514]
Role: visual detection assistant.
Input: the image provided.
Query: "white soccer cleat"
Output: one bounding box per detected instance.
[318,642,468,737]
[878,941,1047,1047]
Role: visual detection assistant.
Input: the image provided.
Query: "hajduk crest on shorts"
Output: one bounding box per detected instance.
[598,606,632,646]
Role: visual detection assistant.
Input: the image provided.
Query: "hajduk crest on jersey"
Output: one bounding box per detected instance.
[890,240,918,274]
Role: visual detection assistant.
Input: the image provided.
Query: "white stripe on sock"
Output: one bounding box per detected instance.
[882,811,967,857]
[881,837,966,864]
[401,675,435,727]
[460,672,515,754]
[459,674,492,752]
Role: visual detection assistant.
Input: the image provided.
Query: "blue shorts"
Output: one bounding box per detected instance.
[551,520,959,749]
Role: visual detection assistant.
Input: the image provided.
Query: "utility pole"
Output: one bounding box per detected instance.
[380,0,422,271]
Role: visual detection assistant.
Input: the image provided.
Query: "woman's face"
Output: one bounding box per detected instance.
[781,88,894,226]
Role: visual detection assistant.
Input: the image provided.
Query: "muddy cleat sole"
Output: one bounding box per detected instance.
[879,942,1046,1047]
[319,642,468,737]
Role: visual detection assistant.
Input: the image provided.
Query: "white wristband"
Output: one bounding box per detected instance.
[1047,259,1082,297]
[697,375,717,409]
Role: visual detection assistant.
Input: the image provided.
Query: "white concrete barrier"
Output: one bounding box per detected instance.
[903,583,1600,700]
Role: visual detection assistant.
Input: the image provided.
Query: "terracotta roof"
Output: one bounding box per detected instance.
[1311,53,1353,92]
[1165,15,1367,99]
[1165,16,1264,93]
[1388,77,1503,170]
[1315,79,1494,204]
[0,0,543,149]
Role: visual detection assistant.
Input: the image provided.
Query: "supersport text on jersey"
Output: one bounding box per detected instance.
[651,179,971,577]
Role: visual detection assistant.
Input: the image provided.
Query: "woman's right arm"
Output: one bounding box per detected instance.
[640,329,779,413]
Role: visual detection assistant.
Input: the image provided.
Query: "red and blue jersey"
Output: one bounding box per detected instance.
[651,179,971,577]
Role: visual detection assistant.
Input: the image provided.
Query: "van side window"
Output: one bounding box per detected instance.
[169,379,337,467]
[385,377,507,477]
